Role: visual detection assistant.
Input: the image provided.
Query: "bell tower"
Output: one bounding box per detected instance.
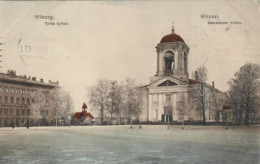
[152,24,189,83]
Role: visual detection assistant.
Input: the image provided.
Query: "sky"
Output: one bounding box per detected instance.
[0,0,260,112]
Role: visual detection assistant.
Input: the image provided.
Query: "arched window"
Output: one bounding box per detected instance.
[164,51,174,75]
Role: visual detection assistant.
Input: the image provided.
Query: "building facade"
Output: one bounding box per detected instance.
[0,70,59,127]
[139,26,226,123]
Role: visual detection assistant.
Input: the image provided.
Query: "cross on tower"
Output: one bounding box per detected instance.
[171,21,175,33]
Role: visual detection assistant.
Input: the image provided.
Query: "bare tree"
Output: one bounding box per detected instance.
[176,97,186,129]
[190,65,208,123]
[51,89,74,126]
[30,90,46,126]
[121,78,142,128]
[228,63,260,125]
[88,79,110,124]
[107,80,122,124]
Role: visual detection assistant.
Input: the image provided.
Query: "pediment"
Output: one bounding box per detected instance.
[148,76,187,88]
[158,80,177,87]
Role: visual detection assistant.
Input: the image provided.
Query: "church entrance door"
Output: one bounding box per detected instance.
[162,106,173,122]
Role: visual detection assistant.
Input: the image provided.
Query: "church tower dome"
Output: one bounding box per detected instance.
[160,33,185,44]
[153,23,190,83]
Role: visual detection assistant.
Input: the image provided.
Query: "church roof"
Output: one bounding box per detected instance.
[189,79,198,85]
[74,111,94,120]
[160,33,185,44]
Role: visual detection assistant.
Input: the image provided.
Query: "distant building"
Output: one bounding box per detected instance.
[139,25,227,123]
[74,103,94,124]
[0,70,59,127]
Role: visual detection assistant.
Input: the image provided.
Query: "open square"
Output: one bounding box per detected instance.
[0,125,259,164]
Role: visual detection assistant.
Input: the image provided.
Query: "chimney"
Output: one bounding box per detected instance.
[195,71,199,82]
[32,77,36,81]
[212,81,215,88]
[40,78,44,83]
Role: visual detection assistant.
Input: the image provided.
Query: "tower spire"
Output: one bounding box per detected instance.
[171,21,175,34]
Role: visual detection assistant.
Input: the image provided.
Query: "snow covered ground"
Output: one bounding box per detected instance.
[0,125,259,164]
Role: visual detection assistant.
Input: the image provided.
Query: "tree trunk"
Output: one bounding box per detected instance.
[139,119,142,129]
[101,106,104,125]
[182,118,184,129]
[201,82,206,123]
[130,116,133,129]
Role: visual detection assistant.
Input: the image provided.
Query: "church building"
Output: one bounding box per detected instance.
[139,25,227,123]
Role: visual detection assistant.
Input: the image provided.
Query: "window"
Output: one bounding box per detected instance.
[21,109,24,116]
[10,87,14,93]
[4,108,8,115]
[22,98,25,105]
[16,109,20,116]
[10,109,13,115]
[16,98,20,104]
[0,108,2,115]
[27,109,30,116]
[16,88,20,94]
[4,96,8,103]
[4,86,9,92]
[0,96,2,103]
[10,97,14,104]
[166,94,171,102]
[27,98,30,105]
[0,86,3,92]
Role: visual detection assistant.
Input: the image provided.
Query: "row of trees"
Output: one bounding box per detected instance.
[228,63,260,125]
[30,89,74,126]
[88,78,142,126]
[191,63,260,125]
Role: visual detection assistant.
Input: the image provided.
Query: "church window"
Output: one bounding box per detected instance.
[166,94,171,101]
[184,53,188,73]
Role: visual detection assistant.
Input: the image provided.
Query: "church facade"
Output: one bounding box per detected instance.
[139,26,227,123]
